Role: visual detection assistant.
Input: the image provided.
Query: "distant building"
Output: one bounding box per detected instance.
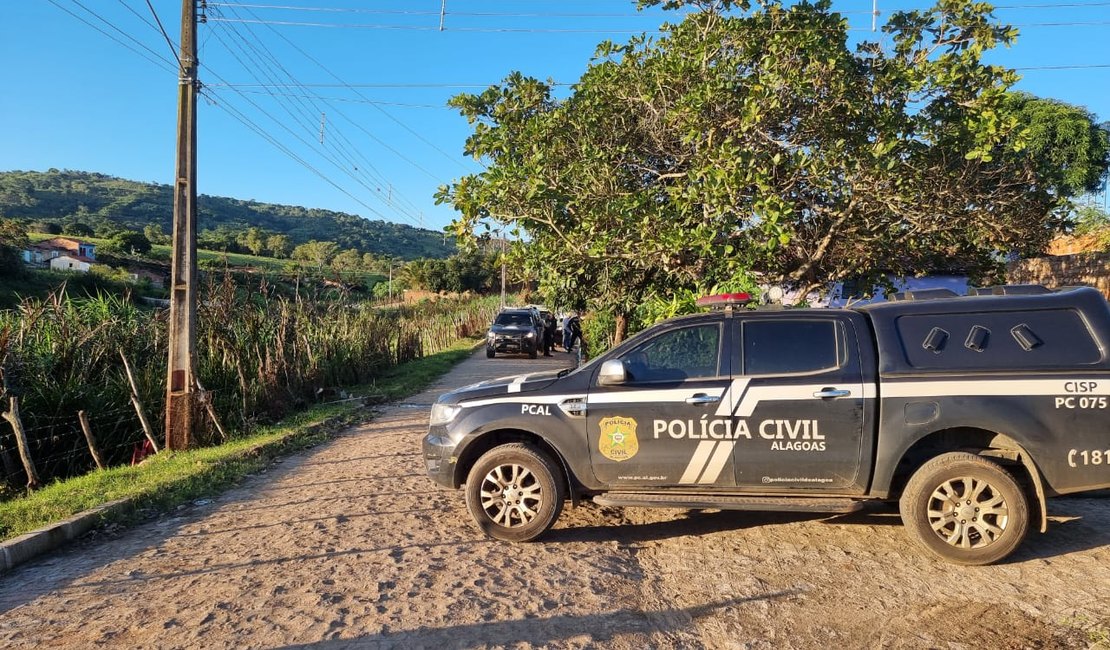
[50,254,93,273]
[22,237,97,266]
[127,268,166,288]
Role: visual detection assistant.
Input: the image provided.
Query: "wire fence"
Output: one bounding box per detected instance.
[0,282,500,495]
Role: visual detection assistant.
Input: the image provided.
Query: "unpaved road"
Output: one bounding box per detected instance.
[1,349,1108,649]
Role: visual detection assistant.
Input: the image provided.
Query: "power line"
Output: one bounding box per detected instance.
[237,6,477,175]
[206,82,530,88]
[206,16,874,32]
[143,0,183,67]
[202,86,407,226]
[45,0,177,73]
[230,89,444,108]
[994,1,1110,8]
[206,2,701,18]
[209,3,433,221]
[1014,63,1110,69]
[202,55,400,222]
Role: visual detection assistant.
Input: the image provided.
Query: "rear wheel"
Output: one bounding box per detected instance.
[465,443,565,542]
[899,452,1029,565]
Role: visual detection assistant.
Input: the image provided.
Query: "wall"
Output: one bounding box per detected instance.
[1007,252,1110,298]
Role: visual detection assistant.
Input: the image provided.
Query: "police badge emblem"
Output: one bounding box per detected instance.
[598,416,639,462]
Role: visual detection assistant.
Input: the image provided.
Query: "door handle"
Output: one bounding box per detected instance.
[685,393,721,405]
[813,388,851,399]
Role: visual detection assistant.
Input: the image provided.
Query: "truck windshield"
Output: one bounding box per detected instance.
[495,313,531,326]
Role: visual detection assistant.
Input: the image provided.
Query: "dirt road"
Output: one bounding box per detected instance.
[1,349,1107,649]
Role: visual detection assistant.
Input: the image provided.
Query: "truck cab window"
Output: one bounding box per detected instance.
[619,324,721,382]
[743,320,840,375]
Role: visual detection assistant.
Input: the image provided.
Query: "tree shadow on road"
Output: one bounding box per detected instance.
[277,591,801,650]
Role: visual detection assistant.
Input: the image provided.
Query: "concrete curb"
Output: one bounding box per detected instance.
[0,498,131,573]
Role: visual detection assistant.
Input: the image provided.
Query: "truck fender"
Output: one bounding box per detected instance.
[983,437,1048,534]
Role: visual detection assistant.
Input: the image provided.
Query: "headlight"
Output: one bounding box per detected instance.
[429,402,462,426]
[525,331,535,338]
[487,331,496,339]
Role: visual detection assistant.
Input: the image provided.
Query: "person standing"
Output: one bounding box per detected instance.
[542,312,556,356]
[564,313,583,353]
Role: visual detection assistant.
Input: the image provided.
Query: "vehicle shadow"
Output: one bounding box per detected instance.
[276,592,802,650]
[544,507,829,544]
[544,498,1110,561]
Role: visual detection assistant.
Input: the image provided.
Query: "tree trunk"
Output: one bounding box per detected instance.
[614,312,630,345]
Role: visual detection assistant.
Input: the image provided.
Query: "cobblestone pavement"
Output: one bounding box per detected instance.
[0,349,1107,649]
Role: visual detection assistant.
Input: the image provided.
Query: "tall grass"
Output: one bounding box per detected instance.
[0,276,499,496]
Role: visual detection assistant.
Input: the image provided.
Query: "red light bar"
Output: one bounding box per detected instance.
[695,293,753,309]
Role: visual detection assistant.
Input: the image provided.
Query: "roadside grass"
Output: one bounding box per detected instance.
[0,337,480,542]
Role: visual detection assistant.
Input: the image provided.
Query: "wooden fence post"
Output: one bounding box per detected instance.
[3,396,40,490]
[195,380,228,442]
[119,351,160,453]
[77,410,105,470]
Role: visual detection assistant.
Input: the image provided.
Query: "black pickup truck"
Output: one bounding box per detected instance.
[423,287,1110,564]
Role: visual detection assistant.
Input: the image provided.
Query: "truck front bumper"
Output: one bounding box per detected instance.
[422,425,459,488]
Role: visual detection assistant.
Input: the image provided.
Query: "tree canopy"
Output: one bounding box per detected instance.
[439,0,1109,339]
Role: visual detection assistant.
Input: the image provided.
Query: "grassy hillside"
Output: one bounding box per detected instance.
[0,169,454,260]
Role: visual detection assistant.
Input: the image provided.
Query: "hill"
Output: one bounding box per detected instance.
[0,169,454,260]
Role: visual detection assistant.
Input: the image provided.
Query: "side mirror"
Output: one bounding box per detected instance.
[597,359,627,386]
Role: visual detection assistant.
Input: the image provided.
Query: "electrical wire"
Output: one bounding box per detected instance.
[143,0,184,68]
[45,0,177,73]
[215,4,430,218]
[207,16,876,33]
[207,10,429,223]
[236,4,479,174]
[229,89,444,109]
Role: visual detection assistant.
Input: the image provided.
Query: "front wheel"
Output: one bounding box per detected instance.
[485,347,496,358]
[464,443,565,542]
[899,452,1029,565]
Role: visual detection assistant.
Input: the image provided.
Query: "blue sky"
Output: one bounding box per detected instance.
[2,0,1107,235]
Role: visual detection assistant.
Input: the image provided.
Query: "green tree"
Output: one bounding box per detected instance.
[62,221,94,237]
[292,240,339,267]
[332,248,364,271]
[238,227,267,256]
[143,223,170,245]
[0,218,29,276]
[440,0,1104,340]
[266,233,292,259]
[1002,93,1110,202]
[30,221,62,235]
[445,250,495,293]
[106,230,152,255]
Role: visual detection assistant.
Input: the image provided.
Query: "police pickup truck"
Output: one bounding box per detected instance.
[422,287,1110,565]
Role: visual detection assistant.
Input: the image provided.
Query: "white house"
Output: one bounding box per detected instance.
[49,254,93,273]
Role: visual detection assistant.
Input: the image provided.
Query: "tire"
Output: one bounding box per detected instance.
[899,452,1029,565]
[486,347,495,358]
[528,344,538,359]
[464,443,565,542]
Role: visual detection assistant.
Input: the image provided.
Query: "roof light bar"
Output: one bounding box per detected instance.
[696,293,754,310]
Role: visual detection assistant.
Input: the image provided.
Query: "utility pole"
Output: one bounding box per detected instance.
[165,0,199,451]
[499,229,506,310]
